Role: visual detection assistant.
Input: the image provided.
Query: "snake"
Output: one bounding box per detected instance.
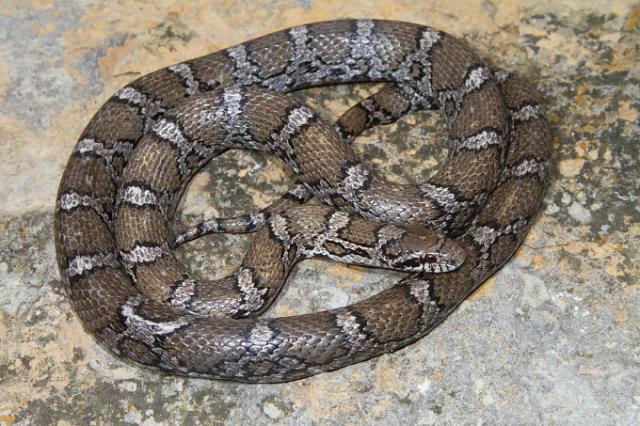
[54,19,551,382]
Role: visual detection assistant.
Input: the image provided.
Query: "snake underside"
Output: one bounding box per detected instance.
[54,19,551,382]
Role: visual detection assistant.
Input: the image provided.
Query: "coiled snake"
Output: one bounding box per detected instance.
[54,20,551,382]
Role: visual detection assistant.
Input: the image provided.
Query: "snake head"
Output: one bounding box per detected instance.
[379,225,466,273]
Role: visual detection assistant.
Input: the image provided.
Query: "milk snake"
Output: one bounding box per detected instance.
[55,20,551,382]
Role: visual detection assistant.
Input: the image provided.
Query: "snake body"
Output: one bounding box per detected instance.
[54,20,551,382]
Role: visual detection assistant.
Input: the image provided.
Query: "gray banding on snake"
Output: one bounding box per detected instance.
[170,85,426,246]
[54,20,551,382]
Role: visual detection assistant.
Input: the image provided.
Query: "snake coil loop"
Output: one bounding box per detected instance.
[55,20,551,382]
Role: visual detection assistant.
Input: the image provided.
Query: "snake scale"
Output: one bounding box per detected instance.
[54,20,551,382]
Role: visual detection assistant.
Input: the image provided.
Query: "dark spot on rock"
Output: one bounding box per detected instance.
[72,347,85,362]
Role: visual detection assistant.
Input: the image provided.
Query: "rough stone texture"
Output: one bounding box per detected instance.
[1,1,638,424]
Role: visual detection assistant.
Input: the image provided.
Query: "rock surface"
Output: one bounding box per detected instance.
[0,1,638,424]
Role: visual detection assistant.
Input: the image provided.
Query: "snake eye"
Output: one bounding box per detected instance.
[425,254,438,263]
[396,257,424,270]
